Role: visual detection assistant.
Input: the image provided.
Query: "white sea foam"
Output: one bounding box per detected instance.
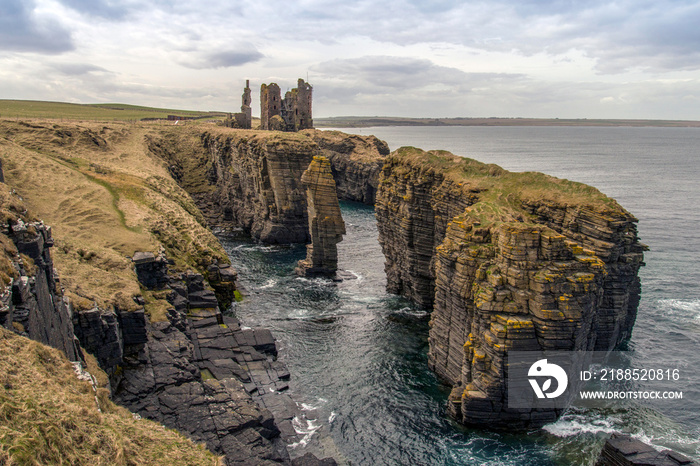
[543,413,617,437]
[393,307,429,318]
[657,298,700,323]
[300,402,318,411]
[259,279,277,290]
[658,298,700,313]
[288,416,321,448]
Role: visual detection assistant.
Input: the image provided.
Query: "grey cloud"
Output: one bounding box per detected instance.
[311,56,526,116]
[57,0,130,19]
[0,0,73,54]
[313,56,523,92]
[181,49,264,70]
[51,63,111,76]
[256,0,700,74]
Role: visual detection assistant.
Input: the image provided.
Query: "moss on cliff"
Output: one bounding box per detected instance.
[390,146,623,223]
[0,327,221,465]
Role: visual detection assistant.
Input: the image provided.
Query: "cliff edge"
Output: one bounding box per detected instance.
[376,147,645,428]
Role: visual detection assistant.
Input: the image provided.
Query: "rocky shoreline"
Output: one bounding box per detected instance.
[2,119,690,464]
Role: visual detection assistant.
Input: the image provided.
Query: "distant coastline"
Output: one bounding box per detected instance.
[315,116,700,128]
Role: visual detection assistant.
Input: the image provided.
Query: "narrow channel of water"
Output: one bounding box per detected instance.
[222,126,700,465]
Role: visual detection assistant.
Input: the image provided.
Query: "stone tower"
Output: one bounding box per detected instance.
[294,78,313,131]
[233,79,252,129]
[260,83,282,130]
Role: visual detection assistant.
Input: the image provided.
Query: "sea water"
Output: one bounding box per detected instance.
[222,126,700,465]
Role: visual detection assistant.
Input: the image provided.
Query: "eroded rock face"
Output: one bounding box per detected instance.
[295,156,346,276]
[116,267,337,465]
[302,129,390,205]
[151,129,387,244]
[199,132,316,243]
[376,147,645,428]
[1,220,81,362]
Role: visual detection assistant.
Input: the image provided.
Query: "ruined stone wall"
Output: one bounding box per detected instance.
[260,83,282,131]
[261,79,313,132]
[293,78,313,131]
[232,80,252,129]
[375,147,645,428]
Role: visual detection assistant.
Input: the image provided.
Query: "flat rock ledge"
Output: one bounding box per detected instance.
[596,433,695,466]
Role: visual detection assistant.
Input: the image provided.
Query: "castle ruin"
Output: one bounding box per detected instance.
[228,80,252,129]
[260,79,313,132]
[225,78,312,132]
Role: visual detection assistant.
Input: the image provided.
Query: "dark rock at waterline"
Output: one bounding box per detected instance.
[595,433,695,466]
[291,452,338,466]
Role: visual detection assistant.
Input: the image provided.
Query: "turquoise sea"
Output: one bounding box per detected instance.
[222,126,700,465]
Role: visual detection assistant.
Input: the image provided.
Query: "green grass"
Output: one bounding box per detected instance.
[391,146,628,228]
[0,100,228,122]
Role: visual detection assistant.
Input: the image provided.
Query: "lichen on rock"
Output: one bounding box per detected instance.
[376,146,646,428]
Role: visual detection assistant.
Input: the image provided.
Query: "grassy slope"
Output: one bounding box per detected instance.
[0,119,229,320]
[0,100,227,122]
[0,327,221,465]
[390,146,627,226]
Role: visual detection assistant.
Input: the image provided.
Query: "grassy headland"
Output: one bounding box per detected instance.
[0,119,229,320]
[0,100,228,122]
[389,145,626,227]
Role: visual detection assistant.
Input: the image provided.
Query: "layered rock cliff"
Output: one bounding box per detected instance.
[151,128,386,243]
[596,434,695,466]
[302,130,389,205]
[0,184,81,363]
[0,120,339,464]
[376,147,645,428]
[296,156,346,276]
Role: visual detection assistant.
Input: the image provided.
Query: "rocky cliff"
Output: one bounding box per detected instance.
[296,156,346,276]
[0,184,81,363]
[0,120,338,464]
[151,127,386,243]
[376,147,645,428]
[302,129,389,205]
[596,434,695,465]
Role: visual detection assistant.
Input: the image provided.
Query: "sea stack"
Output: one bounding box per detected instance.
[296,156,346,277]
[375,147,646,428]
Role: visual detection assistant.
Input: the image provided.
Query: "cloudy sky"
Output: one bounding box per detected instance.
[2,0,700,119]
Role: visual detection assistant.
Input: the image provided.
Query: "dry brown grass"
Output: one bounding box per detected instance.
[0,119,229,320]
[0,327,222,465]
